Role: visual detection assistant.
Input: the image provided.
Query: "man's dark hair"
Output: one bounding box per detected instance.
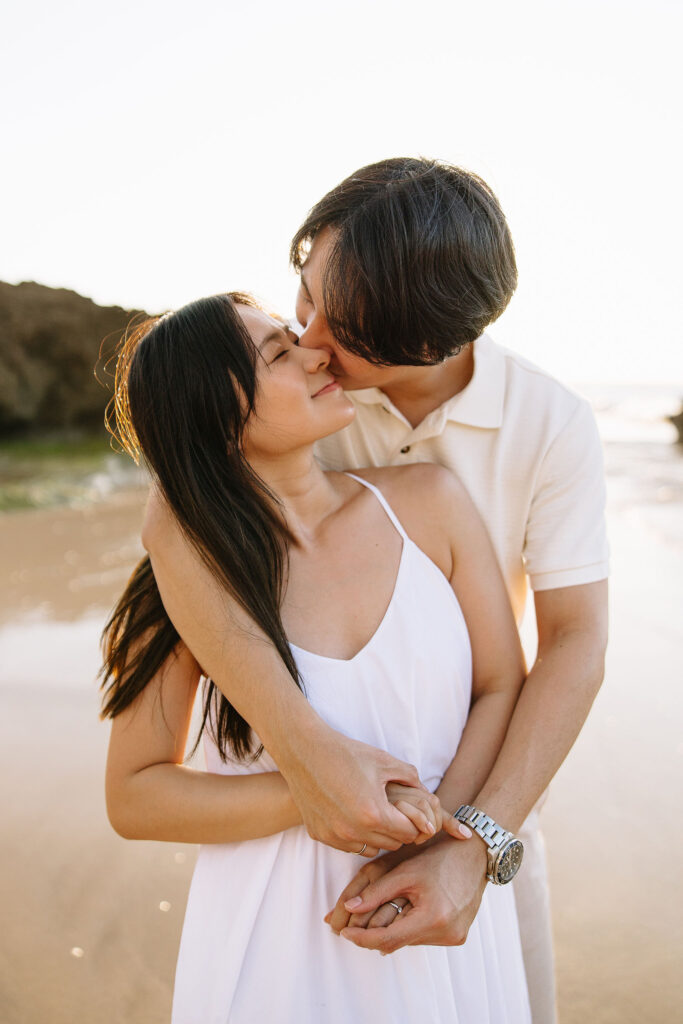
[290,157,517,366]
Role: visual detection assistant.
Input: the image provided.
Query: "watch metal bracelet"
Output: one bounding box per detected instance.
[454,804,524,885]
[454,804,512,850]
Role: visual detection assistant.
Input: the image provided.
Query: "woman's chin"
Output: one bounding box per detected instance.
[335,395,356,425]
[318,399,356,439]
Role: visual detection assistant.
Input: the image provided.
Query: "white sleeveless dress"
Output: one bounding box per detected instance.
[172,475,531,1023]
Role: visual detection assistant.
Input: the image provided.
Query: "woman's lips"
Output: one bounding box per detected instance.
[312,380,342,398]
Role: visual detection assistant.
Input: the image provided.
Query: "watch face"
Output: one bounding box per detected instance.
[496,840,524,884]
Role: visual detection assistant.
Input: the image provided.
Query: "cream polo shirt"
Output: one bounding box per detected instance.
[315,333,609,624]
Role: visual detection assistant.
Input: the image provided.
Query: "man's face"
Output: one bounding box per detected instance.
[295,228,405,391]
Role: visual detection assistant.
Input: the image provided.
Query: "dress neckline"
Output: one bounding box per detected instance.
[288,537,407,665]
[288,473,407,664]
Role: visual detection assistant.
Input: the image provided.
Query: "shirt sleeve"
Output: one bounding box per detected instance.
[524,398,609,591]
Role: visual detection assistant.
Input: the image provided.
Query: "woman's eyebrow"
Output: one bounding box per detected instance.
[257,325,291,352]
[257,329,285,352]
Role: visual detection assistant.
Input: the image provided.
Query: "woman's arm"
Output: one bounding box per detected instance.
[347,464,525,817]
[433,470,526,813]
[326,465,526,934]
[105,640,302,843]
[105,637,438,846]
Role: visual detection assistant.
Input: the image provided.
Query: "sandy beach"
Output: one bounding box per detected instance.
[1,410,682,1023]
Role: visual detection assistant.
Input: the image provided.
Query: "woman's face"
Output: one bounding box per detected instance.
[236,304,355,460]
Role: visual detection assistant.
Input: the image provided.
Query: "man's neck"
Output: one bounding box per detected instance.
[381,345,475,429]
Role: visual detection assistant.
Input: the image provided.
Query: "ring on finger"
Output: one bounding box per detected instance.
[387,901,404,914]
[357,842,367,856]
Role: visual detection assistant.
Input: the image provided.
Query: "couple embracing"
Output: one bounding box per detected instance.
[102,157,608,1024]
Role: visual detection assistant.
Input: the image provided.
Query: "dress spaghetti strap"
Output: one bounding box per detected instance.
[344,472,410,542]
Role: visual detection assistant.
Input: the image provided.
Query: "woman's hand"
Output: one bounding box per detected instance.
[325,848,412,934]
[386,784,468,845]
[386,783,441,844]
[325,803,472,934]
[354,782,461,859]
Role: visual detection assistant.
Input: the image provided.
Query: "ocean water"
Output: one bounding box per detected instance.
[584,383,683,551]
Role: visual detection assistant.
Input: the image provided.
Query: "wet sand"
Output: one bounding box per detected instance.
[0,489,191,1024]
[1,454,682,1023]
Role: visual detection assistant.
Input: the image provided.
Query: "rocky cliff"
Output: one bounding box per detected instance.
[0,281,146,435]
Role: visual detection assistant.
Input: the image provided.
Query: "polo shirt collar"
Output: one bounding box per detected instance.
[349,333,506,430]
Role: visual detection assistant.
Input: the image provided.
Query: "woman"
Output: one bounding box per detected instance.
[101,292,531,1023]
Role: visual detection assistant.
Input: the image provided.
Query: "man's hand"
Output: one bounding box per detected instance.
[334,837,489,952]
[280,724,431,856]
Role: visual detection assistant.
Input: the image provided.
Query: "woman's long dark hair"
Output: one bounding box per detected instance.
[100,292,302,760]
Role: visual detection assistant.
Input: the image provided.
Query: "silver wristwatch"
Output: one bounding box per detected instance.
[454,804,524,885]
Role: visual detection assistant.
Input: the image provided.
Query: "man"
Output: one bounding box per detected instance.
[146,158,608,1024]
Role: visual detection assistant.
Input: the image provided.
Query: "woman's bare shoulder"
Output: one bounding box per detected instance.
[349,463,469,512]
[347,465,474,576]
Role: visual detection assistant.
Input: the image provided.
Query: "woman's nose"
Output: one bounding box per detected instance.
[302,344,330,372]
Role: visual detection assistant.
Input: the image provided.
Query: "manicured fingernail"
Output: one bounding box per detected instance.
[426,821,436,834]
[344,896,362,910]
[458,824,472,838]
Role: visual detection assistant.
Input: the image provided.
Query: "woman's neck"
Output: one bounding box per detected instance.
[248,449,344,547]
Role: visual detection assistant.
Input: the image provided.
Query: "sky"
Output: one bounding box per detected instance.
[1,0,681,385]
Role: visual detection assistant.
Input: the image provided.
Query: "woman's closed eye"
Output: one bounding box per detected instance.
[269,330,300,364]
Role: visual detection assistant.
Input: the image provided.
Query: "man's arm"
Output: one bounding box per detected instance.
[142,488,425,855]
[473,580,608,829]
[337,580,607,951]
